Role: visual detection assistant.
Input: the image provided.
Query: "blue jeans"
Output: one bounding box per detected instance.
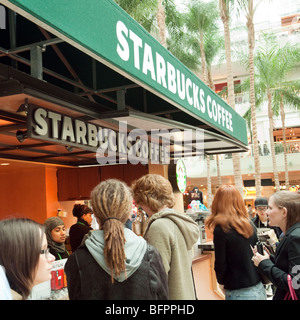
[225,282,267,300]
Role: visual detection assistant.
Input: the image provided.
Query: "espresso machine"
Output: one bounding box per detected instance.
[186,210,212,251]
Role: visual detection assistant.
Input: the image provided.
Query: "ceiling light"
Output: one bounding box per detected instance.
[17,98,29,115]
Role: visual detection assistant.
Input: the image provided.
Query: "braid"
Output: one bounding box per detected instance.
[103,219,126,282]
[91,179,132,283]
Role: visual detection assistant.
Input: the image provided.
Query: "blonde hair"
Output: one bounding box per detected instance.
[131,174,175,212]
[91,179,132,283]
[205,185,253,238]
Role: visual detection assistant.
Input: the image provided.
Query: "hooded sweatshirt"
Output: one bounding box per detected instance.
[85,227,147,282]
[65,227,169,300]
[144,208,199,300]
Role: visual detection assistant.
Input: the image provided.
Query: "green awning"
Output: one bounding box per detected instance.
[1,0,248,146]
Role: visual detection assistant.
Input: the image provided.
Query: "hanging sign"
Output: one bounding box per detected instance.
[176,158,187,193]
[168,158,186,194]
[26,104,169,165]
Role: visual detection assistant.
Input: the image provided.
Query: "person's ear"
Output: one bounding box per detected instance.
[282,207,288,218]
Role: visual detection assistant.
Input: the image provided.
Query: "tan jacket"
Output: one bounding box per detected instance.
[144,209,199,300]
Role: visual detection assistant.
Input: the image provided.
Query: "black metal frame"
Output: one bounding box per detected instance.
[0,6,248,167]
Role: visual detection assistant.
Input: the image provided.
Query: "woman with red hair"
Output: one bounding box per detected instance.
[205,185,266,300]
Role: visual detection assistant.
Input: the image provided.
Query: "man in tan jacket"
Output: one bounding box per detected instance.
[132,174,199,300]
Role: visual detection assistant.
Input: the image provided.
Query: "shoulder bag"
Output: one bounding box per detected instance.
[284,274,298,300]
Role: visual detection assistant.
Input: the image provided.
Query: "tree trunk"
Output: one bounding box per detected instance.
[157,0,167,48]
[200,30,208,85]
[247,0,261,197]
[199,30,212,203]
[206,155,212,209]
[219,0,243,196]
[207,65,215,91]
[216,155,222,188]
[280,97,289,189]
[267,91,280,191]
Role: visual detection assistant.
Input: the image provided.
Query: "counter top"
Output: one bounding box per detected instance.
[198,240,214,251]
[192,244,211,263]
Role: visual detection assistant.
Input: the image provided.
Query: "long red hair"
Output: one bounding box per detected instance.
[205,185,253,238]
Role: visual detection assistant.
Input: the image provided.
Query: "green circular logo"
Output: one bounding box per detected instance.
[176,159,187,193]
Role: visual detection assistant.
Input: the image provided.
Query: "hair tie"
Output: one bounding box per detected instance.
[103,217,121,225]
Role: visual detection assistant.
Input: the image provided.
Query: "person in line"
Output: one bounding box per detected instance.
[131,174,199,300]
[0,218,55,300]
[65,179,168,300]
[69,204,93,252]
[247,204,253,218]
[253,197,282,241]
[252,191,300,300]
[252,197,269,228]
[44,216,70,260]
[252,197,279,298]
[205,185,266,300]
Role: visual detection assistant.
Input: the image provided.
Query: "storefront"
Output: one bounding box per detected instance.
[0,0,248,299]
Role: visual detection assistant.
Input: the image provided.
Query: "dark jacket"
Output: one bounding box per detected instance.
[252,215,282,239]
[213,224,262,290]
[258,222,300,300]
[69,219,92,252]
[65,243,169,300]
[49,247,70,261]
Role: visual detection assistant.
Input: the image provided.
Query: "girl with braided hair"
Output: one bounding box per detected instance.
[65,179,168,300]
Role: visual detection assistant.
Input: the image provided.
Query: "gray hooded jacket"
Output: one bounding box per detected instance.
[85,227,147,282]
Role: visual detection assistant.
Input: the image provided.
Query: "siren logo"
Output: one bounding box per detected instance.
[0,5,6,30]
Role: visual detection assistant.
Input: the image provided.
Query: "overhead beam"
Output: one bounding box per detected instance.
[38,26,96,103]
[30,45,44,80]
[0,38,63,57]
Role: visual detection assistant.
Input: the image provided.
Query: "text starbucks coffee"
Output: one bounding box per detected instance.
[27,106,169,164]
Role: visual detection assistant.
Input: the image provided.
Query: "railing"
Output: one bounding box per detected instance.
[248,140,300,157]
[235,93,249,105]
[215,140,300,160]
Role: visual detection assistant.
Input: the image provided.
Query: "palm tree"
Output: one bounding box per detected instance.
[184,0,221,206]
[186,0,219,86]
[167,29,200,71]
[204,28,224,189]
[273,82,300,189]
[206,155,212,208]
[242,33,300,191]
[115,0,157,33]
[204,27,224,91]
[245,0,261,197]
[157,0,167,47]
[236,0,262,196]
[183,1,221,207]
[219,0,244,196]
